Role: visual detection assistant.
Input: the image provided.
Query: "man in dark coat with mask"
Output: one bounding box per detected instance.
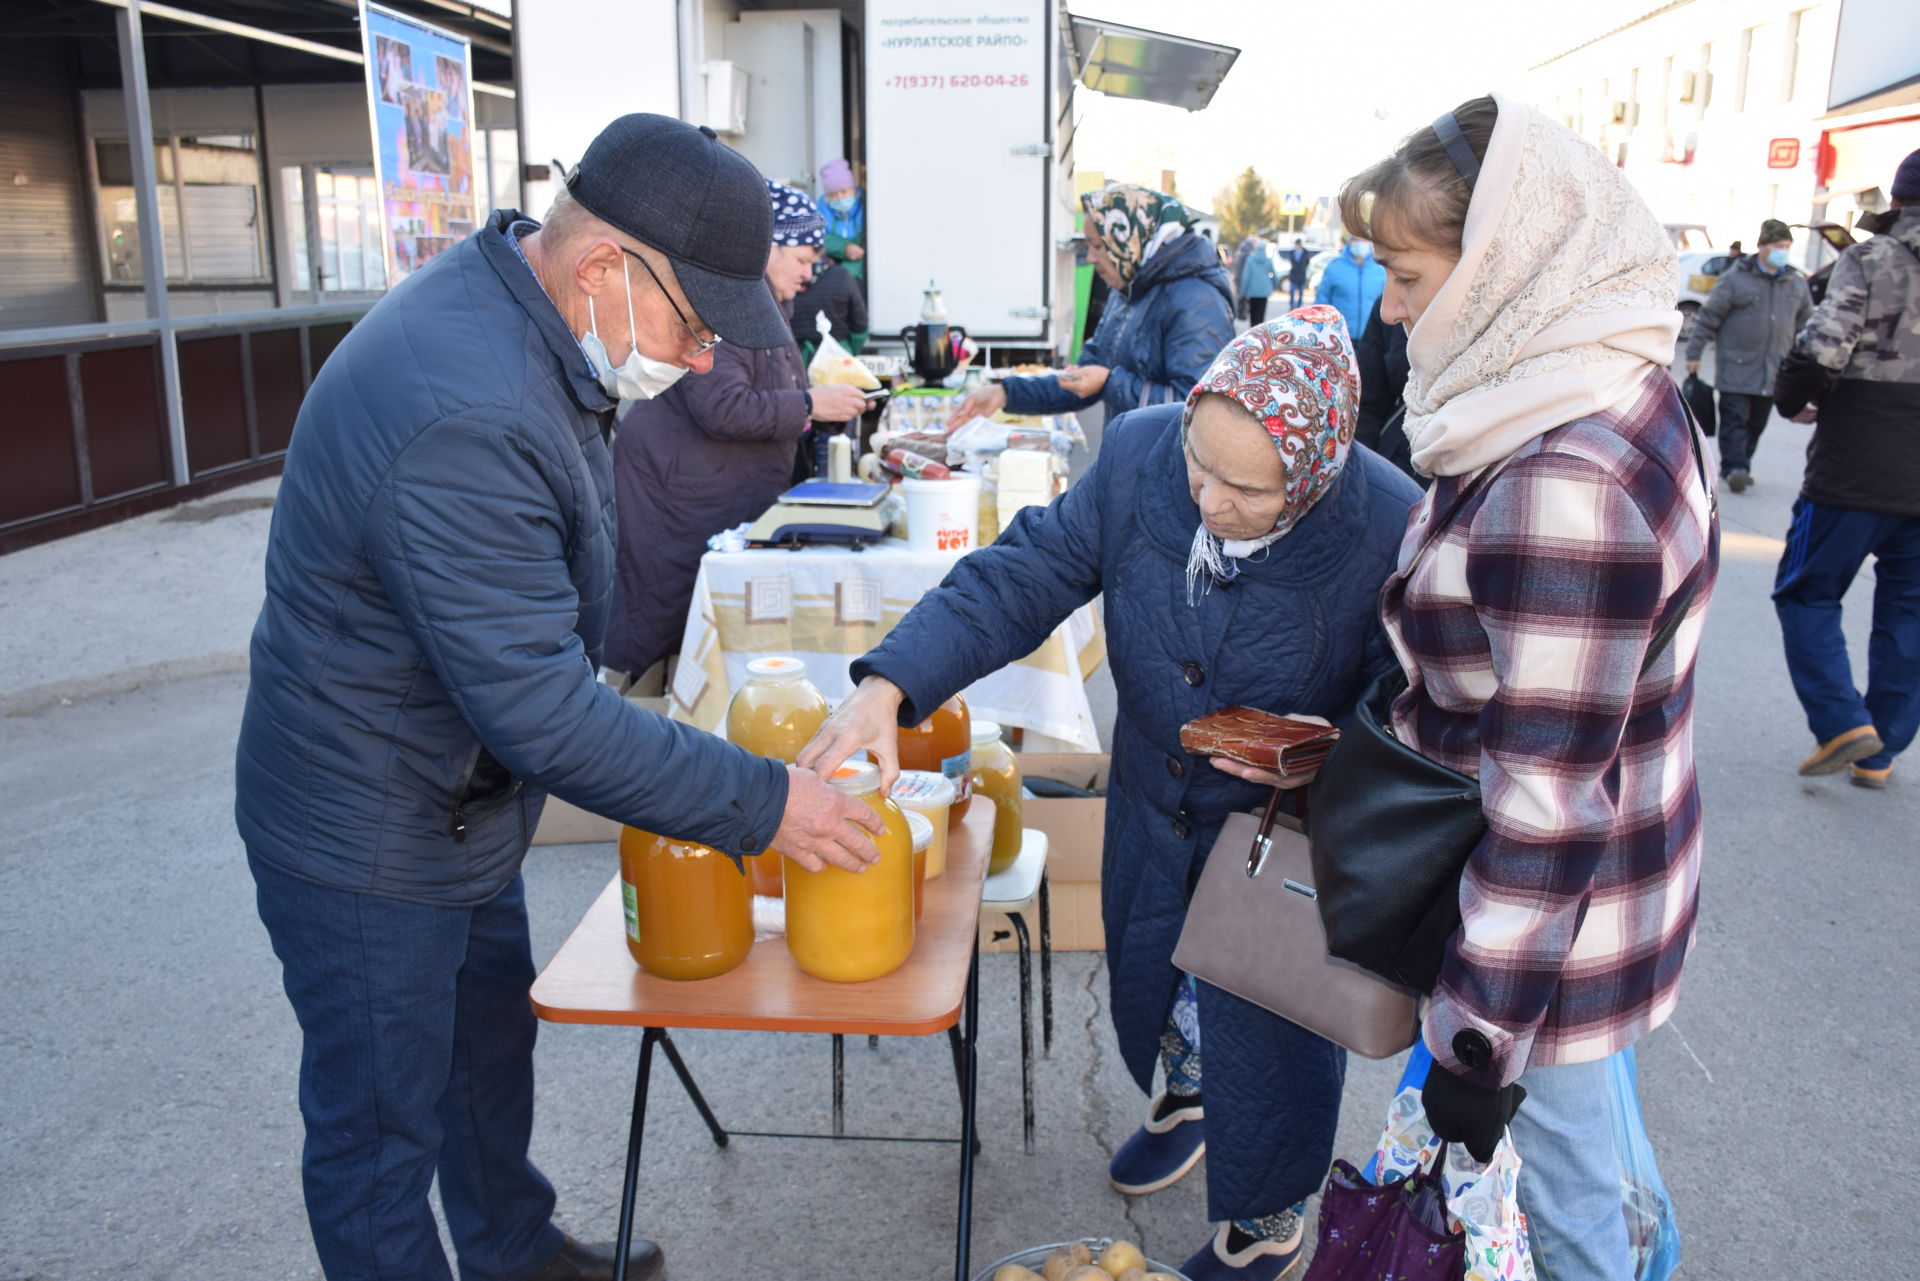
[235,115,882,1281]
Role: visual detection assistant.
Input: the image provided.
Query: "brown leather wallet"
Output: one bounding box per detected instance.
[1179,706,1341,775]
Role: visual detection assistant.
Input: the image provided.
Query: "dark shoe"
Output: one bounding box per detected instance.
[1798,725,1885,776]
[1727,468,1752,492]
[1179,1220,1305,1281]
[1108,1091,1205,1194]
[526,1235,665,1281]
[1851,763,1893,789]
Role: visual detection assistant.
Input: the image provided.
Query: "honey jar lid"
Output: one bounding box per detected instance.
[828,760,881,794]
[890,769,955,807]
[903,809,934,852]
[970,720,1004,746]
[746,655,807,683]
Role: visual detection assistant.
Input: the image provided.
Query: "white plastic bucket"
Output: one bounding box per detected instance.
[901,474,980,553]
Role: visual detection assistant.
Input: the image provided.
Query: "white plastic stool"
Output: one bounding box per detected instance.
[980,828,1050,1153]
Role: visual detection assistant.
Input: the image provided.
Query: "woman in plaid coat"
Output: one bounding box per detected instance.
[1338,94,1718,1281]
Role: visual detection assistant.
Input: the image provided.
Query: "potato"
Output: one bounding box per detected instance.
[1096,1241,1146,1277]
[1041,1244,1093,1281]
[1063,1269,1110,1281]
[1141,1274,1183,1281]
[993,1268,1043,1281]
[1115,1270,1148,1281]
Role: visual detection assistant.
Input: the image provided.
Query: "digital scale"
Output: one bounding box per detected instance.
[745,481,895,549]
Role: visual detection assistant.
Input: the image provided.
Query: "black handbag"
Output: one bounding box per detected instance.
[1307,409,1715,993]
[1681,373,1717,437]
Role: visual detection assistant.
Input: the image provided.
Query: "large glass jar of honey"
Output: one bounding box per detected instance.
[897,693,972,823]
[618,827,753,981]
[784,761,916,982]
[726,656,831,897]
[969,721,1024,875]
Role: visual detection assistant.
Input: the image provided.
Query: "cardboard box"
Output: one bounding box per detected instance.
[529,695,670,845]
[980,750,1111,953]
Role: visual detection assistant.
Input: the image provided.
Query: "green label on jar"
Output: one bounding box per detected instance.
[621,881,640,942]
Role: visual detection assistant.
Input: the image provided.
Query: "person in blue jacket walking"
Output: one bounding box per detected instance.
[1239,241,1280,326]
[1315,237,1387,336]
[948,182,1235,425]
[803,310,1421,1281]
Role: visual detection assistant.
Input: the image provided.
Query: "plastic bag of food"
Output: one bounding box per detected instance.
[808,312,879,389]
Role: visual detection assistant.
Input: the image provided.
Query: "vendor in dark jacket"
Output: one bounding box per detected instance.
[948,182,1235,425]
[790,253,868,362]
[1770,152,1920,788]
[802,311,1421,1281]
[234,117,882,1281]
[605,180,870,678]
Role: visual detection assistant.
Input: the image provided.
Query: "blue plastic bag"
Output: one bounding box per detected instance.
[1607,1046,1681,1281]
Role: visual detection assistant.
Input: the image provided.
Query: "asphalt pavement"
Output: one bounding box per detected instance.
[1,412,1912,1280]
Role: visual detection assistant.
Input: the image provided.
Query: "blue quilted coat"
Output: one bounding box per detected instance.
[853,405,1420,1217]
[1001,231,1235,418]
[235,210,789,906]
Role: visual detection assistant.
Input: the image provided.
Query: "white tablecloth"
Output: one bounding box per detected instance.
[667,540,1105,751]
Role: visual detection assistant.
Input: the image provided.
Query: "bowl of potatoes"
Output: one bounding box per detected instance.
[973,1236,1189,1281]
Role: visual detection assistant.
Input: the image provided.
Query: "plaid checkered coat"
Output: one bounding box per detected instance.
[1383,372,1719,1088]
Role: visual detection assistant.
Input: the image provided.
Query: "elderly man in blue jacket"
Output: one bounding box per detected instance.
[235,115,880,1281]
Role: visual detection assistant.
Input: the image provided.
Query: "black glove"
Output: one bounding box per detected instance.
[1422,1060,1526,1164]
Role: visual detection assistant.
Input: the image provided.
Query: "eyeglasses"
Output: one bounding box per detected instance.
[622,247,721,357]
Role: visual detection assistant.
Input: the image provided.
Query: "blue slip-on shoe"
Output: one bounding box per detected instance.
[1107,1091,1205,1194]
[1178,1220,1306,1281]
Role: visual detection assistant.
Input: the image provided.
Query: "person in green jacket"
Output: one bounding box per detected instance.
[820,157,865,283]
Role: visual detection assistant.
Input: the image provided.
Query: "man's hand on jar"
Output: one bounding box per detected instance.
[797,675,907,794]
[771,766,884,874]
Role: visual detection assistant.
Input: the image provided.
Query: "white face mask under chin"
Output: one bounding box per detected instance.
[581,255,690,401]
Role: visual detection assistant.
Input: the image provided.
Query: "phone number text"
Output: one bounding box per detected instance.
[883,74,1031,90]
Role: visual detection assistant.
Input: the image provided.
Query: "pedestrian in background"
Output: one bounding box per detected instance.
[1341,92,1715,1281]
[948,182,1234,425]
[606,180,868,681]
[1769,149,1920,789]
[1285,237,1311,308]
[1314,236,1386,338]
[818,156,866,286]
[1685,218,1811,492]
[234,116,882,1281]
[1238,239,1279,325]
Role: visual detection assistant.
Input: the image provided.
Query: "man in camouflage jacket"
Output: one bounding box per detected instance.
[1771,151,1920,788]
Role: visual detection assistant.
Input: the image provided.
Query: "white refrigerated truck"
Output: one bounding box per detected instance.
[510,0,1234,357]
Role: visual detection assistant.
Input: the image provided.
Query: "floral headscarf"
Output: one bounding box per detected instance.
[1180,305,1359,602]
[1080,182,1196,289]
[767,179,825,248]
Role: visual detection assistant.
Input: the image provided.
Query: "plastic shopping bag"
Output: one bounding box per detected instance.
[1443,1141,1536,1281]
[1608,1047,1681,1281]
[808,312,879,389]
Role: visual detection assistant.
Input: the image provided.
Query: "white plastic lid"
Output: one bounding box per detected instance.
[970,720,1003,746]
[746,656,806,683]
[828,761,881,795]
[890,769,956,808]
[904,809,934,852]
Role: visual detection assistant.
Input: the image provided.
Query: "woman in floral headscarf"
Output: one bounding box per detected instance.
[804,309,1422,1281]
[948,181,1235,427]
[605,181,870,678]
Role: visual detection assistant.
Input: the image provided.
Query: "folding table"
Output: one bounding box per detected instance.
[529,805,995,1281]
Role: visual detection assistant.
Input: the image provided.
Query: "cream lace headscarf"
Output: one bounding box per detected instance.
[1402,92,1681,478]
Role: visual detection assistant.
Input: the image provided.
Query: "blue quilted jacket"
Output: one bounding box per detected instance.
[1001,231,1235,418]
[235,211,788,906]
[853,405,1420,1216]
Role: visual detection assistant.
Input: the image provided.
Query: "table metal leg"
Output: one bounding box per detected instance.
[832,1033,846,1136]
[1008,911,1036,1155]
[655,1029,728,1149]
[614,1029,660,1281]
[1038,870,1054,1057]
[945,1024,967,1108]
[868,1034,879,1051]
[953,949,981,1281]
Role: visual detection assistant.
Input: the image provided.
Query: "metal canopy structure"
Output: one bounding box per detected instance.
[1065,13,1237,113]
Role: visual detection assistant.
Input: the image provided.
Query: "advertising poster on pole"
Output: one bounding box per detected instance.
[360,2,478,283]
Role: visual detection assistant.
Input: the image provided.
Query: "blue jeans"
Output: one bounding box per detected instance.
[1509,1054,1635,1281]
[1773,498,1920,769]
[250,855,564,1281]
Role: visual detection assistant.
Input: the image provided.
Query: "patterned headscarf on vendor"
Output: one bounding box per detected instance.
[1081,182,1198,291]
[1181,305,1359,602]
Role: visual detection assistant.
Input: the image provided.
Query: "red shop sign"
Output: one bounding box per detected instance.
[1767,137,1802,169]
